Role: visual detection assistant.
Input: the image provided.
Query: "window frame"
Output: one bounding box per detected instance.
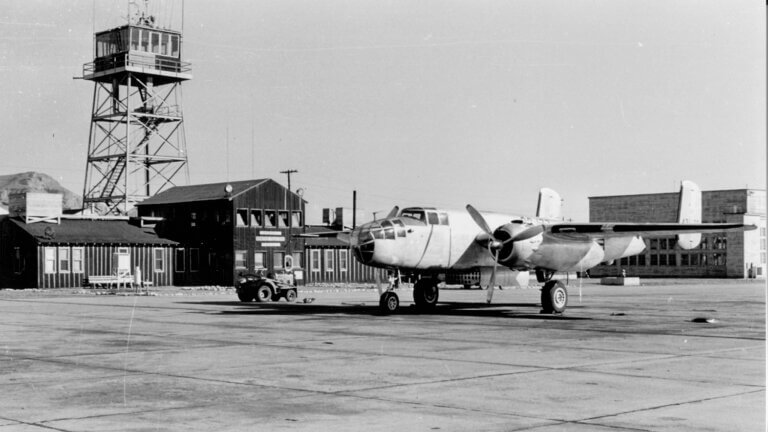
[58,247,71,274]
[310,249,321,272]
[153,248,165,273]
[324,249,335,273]
[44,247,57,274]
[339,250,348,272]
[235,250,247,270]
[175,248,185,273]
[190,248,200,272]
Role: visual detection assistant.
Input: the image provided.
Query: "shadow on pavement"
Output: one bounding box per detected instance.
[178,300,592,320]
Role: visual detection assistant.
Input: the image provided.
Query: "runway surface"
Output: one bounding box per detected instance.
[0,280,764,431]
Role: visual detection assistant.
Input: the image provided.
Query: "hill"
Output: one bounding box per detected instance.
[0,172,82,210]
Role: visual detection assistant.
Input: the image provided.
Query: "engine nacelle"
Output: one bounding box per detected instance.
[493,222,541,267]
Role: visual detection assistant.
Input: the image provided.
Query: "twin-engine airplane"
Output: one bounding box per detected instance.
[308,181,754,314]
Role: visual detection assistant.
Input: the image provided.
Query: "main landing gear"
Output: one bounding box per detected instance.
[378,277,440,314]
[537,270,568,314]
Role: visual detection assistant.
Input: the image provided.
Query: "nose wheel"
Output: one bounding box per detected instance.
[379,291,400,314]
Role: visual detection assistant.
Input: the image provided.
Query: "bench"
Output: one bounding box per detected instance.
[86,275,134,289]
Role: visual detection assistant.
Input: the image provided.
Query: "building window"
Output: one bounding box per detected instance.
[236,209,248,227]
[118,247,129,254]
[44,247,56,274]
[190,248,200,272]
[13,247,23,274]
[339,250,348,272]
[650,255,658,266]
[254,252,265,270]
[273,252,285,270]
[175,248,185,272]
[638,254,646,266]
[681,254,689,266]
[250,210,263,227]
[154,248,165,273]
[311,250,321,272]
[278,211,290,228]
[292,252,303,269]
[58,247,70,273]
[325,249,335,272]
[667,254,676,266]
[291,211,303,227]
[264,210,277,228]
[235,250,246,269]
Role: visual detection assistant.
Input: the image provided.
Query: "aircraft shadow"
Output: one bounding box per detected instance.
[180,300,591,320]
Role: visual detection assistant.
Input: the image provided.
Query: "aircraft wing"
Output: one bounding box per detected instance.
[547,222,755,239]
[295,230,352,244]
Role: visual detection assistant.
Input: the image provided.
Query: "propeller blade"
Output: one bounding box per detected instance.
[510,225,545,242]
[486,250,499,304]
[466,204,493,235]
[385,206,399,219]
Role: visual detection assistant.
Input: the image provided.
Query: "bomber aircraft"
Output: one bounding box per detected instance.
[307,181,755,314]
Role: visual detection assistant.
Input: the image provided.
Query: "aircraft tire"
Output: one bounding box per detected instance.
[255,283,273,303]
[413,279,439,309]
[541,280,567,314]
[379,292,399,314]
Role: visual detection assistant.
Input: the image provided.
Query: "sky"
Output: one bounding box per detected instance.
[0,0,765,223]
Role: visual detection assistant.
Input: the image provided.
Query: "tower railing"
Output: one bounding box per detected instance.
[84,53,191,75]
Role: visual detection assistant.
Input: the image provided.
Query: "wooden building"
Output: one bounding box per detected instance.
[136,179,306,286]
[0,216,176,288]
[303,227,378,284]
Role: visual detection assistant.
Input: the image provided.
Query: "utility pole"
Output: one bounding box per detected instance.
[280,169,299,258]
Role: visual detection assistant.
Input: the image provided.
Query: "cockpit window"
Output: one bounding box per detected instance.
[438,212,449,225]
[401,209,425,221]
[392,219,406,237]
[381,220,396,240]
[427,212,439,225]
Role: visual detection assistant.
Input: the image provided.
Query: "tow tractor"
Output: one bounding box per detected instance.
[236,270,298,303]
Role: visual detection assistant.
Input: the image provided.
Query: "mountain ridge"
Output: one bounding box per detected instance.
[0,172,82,210]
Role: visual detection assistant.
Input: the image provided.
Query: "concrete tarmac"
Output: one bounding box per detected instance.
[0,280,764,431]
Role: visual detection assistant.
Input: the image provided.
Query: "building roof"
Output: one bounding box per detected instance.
[136,179,271,206]
[7,217,177,245]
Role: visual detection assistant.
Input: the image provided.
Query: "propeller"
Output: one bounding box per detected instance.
[466,205,502,303]
[466,205,547,304]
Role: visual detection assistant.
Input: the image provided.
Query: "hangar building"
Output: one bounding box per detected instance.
[588,187,766,278]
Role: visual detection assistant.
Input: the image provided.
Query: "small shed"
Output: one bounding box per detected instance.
[0,216,177,288]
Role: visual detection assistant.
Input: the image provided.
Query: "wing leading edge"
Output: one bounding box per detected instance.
[548,222,755,239]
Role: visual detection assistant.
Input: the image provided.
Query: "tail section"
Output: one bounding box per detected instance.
[536,188,562,220]
[677,180,702,249]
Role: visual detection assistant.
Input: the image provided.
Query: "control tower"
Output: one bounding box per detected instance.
[81,3,191,215]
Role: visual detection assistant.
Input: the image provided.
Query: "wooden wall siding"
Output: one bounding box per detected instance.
[36,244,175,289]
[303,246,378,284]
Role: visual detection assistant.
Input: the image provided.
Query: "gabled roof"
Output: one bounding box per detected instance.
[7,218,177,245]
[136,179,271,206]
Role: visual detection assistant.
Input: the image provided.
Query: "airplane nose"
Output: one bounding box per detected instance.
[353,241,375,264]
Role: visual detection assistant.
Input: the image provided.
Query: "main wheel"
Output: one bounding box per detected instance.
[255,284,273,303]
[284,289,297,303]
[541,280,568,314]
[413,279,439,310]
[379,292,400,314]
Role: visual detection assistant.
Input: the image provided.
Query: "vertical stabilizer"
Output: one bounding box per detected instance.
[677,180,702,249]
[536,188,562,220]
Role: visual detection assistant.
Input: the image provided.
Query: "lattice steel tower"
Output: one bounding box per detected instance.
[82,3,191,215]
